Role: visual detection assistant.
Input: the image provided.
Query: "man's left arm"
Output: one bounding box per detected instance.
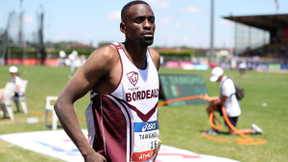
[149,48,161,162]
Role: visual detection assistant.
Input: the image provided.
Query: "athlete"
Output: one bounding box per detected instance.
[54,1,161,162]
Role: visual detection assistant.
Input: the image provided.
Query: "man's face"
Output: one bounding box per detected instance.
[122,4,155,46]
[216,75,222,82]
[10,72,16,77]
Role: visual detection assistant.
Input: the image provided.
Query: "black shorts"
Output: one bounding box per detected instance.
[216,104,238,127]
[14,92,20,97]
[224,116,238,127]
[216,104,223,116]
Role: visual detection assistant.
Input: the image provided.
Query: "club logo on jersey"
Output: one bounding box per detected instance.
[127,71,138,86]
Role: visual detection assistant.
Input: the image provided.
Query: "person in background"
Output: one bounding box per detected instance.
[58,50,66,66]
[80,55,86,66]
[239,61,247,77]
[203,66,263,135]
[0,66,24,102]
[54,1,161,162]
[68,50,78,77]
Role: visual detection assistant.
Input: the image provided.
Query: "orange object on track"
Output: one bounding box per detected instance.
[158,95,266,145]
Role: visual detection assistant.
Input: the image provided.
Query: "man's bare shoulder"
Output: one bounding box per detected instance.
[81,43,119,73]
[148,48,160,70]
[90,43,117,60]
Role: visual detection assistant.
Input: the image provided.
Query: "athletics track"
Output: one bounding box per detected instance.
[0,129,239,162]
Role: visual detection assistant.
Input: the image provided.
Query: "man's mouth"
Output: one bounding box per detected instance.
[143,32,153,37]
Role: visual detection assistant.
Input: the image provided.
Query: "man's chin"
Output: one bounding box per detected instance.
[140,37,154,46]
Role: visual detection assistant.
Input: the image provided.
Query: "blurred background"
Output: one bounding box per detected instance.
[0,1,288,161]
[0,0,287,71]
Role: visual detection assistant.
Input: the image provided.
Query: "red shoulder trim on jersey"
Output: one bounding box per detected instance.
[109,42,123,94]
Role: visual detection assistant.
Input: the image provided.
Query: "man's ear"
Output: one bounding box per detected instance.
[120,22,126,34]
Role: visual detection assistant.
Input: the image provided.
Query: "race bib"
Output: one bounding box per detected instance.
[131,121,160,161]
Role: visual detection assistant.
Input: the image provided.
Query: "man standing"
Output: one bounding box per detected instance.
[54,1,161,162]
[203,66,263,135]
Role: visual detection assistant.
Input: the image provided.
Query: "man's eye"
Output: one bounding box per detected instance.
[148,18,155,23]
[135,18,144,23]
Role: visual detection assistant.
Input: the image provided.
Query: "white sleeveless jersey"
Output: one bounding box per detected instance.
[86,42,160,162]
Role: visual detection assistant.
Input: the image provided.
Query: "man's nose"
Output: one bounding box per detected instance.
[143,19,152,28]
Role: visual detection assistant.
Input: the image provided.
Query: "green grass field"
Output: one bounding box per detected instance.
[0,65,287,162]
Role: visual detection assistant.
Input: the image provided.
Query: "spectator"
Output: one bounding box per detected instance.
[58,50,66,66]
[68,50,78,77]
[80,55,86,66]
[239,61,247,77]
[0,66,24,102]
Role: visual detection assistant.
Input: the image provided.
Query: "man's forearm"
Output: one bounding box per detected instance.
[54,102,94,156]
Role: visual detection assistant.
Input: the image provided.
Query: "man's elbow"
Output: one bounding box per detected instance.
[54,99,63,113]
[54,97,74,113]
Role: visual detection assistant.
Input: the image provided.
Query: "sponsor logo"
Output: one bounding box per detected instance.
[127,71,138,86]
[134,121,158,132]
[131,149,155,161]
[142,122,157,132]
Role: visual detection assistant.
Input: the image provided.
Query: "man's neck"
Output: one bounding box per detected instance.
[123,42,148,69]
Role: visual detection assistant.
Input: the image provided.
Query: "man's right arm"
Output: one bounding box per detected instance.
[54,45,117,161]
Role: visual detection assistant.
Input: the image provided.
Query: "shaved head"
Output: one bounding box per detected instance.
[121,0,151,22]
